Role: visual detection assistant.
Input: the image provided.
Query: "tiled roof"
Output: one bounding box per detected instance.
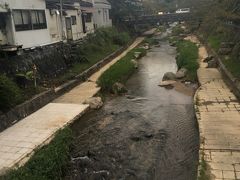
[80,1,93,7]
[45,0,93,9]
[94,0,110,5]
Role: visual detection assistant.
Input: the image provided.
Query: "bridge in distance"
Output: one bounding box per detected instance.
[124,13,201,25]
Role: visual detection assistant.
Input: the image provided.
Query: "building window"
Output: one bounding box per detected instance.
[31,10,47,29]
[102,9,105,22]
[85,13,92,23]
[13,10,31,31]
[13,10,47,31]
[109,9,112,20]
[105,10,108,21]
[71,16,77,25]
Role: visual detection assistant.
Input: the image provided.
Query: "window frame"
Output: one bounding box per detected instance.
[31,10,47,30]
[85,13,92,23]
[71,16,77,25]
[13,10,32,31]
[13,9,47,32]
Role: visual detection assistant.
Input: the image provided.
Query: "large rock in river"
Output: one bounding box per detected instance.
[83,97,103,109]
[162,72,176,81]
[207,59,218,68]
[131,59,138,68]
[112,82,128,94]
[158,80,176,89]
[203,55,214,63]
[176,68,187,79]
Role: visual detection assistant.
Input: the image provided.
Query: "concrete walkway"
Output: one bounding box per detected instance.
[0,37,144,175]
[192,37,240,179]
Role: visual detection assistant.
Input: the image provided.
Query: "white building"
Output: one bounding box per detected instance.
[80,0,95,34]
[0,0,51,49]
[92,0,112,28]
[46,0,94,42]
[0,0,109,50]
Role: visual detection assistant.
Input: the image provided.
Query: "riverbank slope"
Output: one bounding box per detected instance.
[0,37,144,176]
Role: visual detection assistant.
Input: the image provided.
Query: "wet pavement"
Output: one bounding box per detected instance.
[65,34,199,180]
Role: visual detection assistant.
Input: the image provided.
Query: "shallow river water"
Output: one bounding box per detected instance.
[66,34,200,180]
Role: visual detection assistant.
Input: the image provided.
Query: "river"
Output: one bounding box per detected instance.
[65,32,199,180]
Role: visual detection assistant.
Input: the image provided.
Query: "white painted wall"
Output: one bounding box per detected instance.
[85,21,94,35]
[0,0,46,10]
[14,28,51,48]
[85,13,95,35]
[46,8,94,42]
[0,0,96,47]
[46,10,62,42]
[93,2,112,28]
[65,10,85,40]
[0,0,51,48]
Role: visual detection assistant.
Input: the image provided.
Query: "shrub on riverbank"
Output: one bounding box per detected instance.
[0,75,23,111]
[172,25,185,36]
[222,58,240,79]
[176,40,199,81]
[97,48,146,92]
[3,128,73,180]
[198,151,211,180]
[142,37,159,46]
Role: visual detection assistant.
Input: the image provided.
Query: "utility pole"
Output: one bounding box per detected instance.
[60,0,64,41]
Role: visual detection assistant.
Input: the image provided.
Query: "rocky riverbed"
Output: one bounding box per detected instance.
[65,32,200,180]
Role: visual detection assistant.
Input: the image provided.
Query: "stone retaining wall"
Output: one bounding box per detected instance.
[0,42,71,79]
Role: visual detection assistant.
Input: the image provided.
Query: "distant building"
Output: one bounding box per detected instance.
[80,0,95,34]
[92,0,112,28]
[46,0,94,42]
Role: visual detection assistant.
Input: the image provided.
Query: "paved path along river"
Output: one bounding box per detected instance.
[0,38,144,175]
[192,37,240,180]
[66,34,199,180]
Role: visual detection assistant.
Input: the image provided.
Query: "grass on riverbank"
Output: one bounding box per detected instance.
[0,75,23,112]
[2,128,73,180]
[222,57,240,79]
[176,40,199,81]
[207,35,222,51]
[54,28,131,85]
[198,156,211,180]
[172,25,185,36]
[157,25,167,33]
[97,47,147,92]
[55,44,120,85]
